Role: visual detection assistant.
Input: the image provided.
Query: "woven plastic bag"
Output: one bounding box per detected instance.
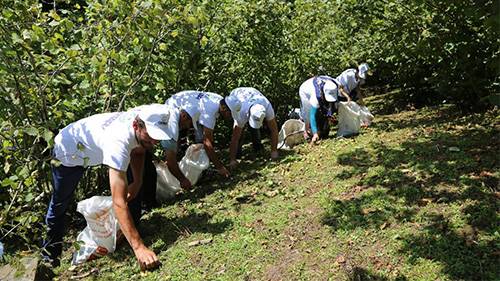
[72,196,120,265]
[155,144,209,202]
[278,119,305,150]
[337,102,361,137]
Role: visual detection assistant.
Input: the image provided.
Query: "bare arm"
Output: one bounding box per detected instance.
[127,147,145,201]
[109,168,159,270]
[203,127,229,177]
[339,86,351,102]
[229,125,243,164]
[165,149,192,189]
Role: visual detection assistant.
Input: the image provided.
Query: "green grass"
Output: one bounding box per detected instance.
[51,93,498,280]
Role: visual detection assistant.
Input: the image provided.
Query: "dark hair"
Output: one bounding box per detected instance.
[219,98,230,113]
[180,109,192,121]
[220,97,228,108]
[134,116,145,128]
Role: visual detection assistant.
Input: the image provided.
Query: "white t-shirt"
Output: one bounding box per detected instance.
[53,111,141,171]
[336,69,359,94]
[299,77,320,109]
[227,87,275,128]
[299,76,339,108]
[165,91,222,130]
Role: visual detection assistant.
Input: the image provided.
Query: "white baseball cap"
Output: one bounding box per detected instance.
[358,63,370,79]
[137,104,174,141]
[323,80,338,102]
[248,104,266,129]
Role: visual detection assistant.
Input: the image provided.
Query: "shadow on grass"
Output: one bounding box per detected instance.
[321,108,499,280]
[400,213,498,280]
[168,147,300,204]
[108,211,232,262]
[347,266,408,281]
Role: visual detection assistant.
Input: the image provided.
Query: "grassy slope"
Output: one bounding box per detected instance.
[57,92,499,281]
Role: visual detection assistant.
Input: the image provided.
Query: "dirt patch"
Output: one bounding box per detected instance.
[263,203,337,280]
[264,249,302,281]
[337,185,372,200]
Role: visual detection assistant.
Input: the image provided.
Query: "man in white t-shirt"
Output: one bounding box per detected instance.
[224,87,279,168]
[43,104,174,271]
[299,75,341,143]
[128,104,194,195]
[165,90,231,178]
[336,63,370,105]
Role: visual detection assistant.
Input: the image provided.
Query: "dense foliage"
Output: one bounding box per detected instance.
[0,0,498,251]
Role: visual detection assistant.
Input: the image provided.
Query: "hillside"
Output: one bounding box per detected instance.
[54,93,499,280]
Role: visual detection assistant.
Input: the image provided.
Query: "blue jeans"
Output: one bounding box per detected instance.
[42,164,142,261]
[42,164,84,261]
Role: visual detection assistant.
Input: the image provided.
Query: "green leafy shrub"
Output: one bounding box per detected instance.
[0,0,497,252]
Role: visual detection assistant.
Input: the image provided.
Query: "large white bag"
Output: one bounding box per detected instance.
[337,102,362,137]
[155,144,210,202]
[72,196,120,265]
[278,119,305,150]
[359,105,374,126]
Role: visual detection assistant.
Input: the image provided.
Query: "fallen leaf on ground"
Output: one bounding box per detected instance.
[361,208,376,215]
[188,238,213,247]
[418,198,433,206]
[265,190,278,197]
[336,255,346,264]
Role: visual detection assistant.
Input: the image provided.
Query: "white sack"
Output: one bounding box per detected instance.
[278,119,305,150]
[337,102,361,137]
[155,144,209,202]
[72,196,120,265]
[359,105,374,126]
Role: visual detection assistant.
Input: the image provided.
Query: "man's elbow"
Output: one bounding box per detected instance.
[112,197,128,210]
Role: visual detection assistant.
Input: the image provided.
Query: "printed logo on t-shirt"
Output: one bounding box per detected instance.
[196,92,205,100]
[101,113,121,130]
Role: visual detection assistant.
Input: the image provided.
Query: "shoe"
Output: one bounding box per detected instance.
[40,253,60,268]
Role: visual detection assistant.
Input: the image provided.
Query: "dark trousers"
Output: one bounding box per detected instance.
[42,163,143,261]
[236,126,264,158]
[42,165,84,261]
[315,110,330,138]
[127,150,157,214]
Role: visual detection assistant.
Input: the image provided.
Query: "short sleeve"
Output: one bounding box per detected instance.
[265,103,275,120]
[102,139,131,171]
[199,102,218,130]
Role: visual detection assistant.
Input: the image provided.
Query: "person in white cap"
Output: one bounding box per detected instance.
[42,104,173,271]
[165,90,231,178]
[126,104,194,204]
[336,63,370,105]
[224,87,279,168]
[299,75,340,143]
